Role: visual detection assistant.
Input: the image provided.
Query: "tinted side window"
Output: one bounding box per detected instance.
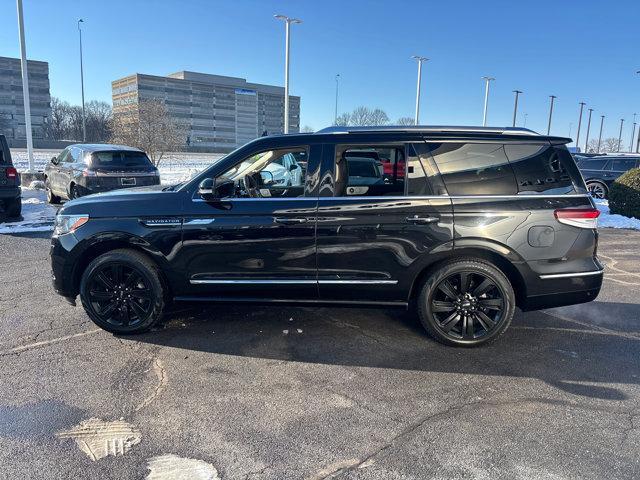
[610,158,638,171]
[504,144,577,194]
[407,143,444,196]
[578,158,609,170]
[335,145,405,196]
[427,143,517,195]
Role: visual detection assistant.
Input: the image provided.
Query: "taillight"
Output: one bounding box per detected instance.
[554,208,600,229]
[6,167,17,179]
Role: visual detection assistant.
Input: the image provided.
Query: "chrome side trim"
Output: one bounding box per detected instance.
[190,279,317,285]
[192,194,590,203]
[189,279,398,285]
[539,269,604,280]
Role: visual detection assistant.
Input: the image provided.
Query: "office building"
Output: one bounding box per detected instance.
[112,70,300,151]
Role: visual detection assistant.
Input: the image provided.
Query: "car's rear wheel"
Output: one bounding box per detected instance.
[5,198,21,218]
[80,249,166,334]
[417,259,515,347]
[586,180,608,199]
[45,179,60,204]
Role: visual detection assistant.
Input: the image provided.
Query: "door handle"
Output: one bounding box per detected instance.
[274,217,308,225]
[405,215,439,224]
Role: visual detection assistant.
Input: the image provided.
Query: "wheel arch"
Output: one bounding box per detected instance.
[409,245,527,308]
[71,238,172,298]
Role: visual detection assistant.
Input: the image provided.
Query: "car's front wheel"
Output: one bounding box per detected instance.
[45,179,60,204]
[417,259,515,347]
[79,249,167,334]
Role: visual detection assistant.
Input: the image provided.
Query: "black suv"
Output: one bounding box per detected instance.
[50,126,603,347]
[44,144,160,202]
[0,134,21,218]
[574,153,640,199]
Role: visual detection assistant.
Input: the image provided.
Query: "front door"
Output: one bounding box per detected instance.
[179,144,321,301]
[315,141,454,304]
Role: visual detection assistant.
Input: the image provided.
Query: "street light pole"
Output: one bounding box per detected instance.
[630,113,637,152]
[334,74,340,125]
[512,90,522,127]
[78,19,86,142]
[481,76,495,127]
[16,0,34,172]
[411,56,428,125]
[274,14,302,134]
[584,108,594,152]
[575,102,585,149]
[547,95,557,135]
[617,118,625,152]
[597,115,605,153]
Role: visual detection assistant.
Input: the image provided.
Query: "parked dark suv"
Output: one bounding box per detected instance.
[50,126,603,347]
[44,144,160,203]
[0,134,21,218]
[574,153,640,199]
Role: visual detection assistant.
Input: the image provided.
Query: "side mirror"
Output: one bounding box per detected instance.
[198,178,217,201]
[289,163,299,172]
[51,156,58,165]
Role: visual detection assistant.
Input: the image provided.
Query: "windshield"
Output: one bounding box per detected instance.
[91,151,152,168]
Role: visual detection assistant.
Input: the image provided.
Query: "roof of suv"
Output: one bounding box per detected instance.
[307,125,571,144]
[69,143,144,153]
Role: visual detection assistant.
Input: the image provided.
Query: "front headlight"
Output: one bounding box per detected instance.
[53,214,89,236]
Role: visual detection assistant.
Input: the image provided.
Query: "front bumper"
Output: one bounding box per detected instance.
[50,232,81,299]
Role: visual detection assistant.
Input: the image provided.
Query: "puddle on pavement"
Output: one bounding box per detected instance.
[146,454,220,480]
[56,417,141,460]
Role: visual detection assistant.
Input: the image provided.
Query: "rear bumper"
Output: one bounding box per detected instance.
[79,176,160,195]
[520,267,604,311]
[0,186,20,200]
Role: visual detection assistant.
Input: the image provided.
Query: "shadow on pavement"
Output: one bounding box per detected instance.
[133,300,639,402]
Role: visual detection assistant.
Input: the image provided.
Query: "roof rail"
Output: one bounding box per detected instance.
[315,125,540,136]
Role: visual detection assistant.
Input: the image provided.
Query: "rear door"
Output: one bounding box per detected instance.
[315,140,454,304]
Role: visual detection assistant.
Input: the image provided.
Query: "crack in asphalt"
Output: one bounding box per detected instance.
[134,358,168,413]
[316,396,640,479]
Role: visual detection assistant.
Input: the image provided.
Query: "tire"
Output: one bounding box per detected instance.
[79,249,167,334]
[586,180,608,199]
[417,259,515,347]
[5,197,21,218]
[70,184,81,200]
[46,179,60,204]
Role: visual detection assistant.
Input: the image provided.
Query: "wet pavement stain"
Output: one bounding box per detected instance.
[146,454,220,479]
[56,417,141,460]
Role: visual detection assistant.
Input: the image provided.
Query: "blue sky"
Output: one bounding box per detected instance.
[2,0,639,146]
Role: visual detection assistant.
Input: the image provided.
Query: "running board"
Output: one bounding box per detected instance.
[173,296,408,309]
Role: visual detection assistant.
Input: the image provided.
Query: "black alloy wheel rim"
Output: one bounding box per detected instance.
[86,263,154,327]
[587,183,606,199]
[430,270,506,341]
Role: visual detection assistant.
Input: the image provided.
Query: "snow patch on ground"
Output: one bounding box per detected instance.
[146,454,220,480]
[0,188,57,234]
[595,200,640,230]
[56,418,142,460]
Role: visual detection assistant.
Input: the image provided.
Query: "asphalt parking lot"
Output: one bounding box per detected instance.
[1,229,639,479]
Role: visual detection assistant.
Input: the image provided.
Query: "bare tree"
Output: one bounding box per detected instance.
[586,139,600,153]
[602,137,623,153]
[85,101,112,142]
[43,97,71,141]
[300,125,314,133]
[335,113,350,126]
[396,117,415,126]
[335,106,390,126]
[111,99,185,166]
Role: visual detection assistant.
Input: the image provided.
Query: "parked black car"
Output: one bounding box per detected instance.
[574,153,640,199]
[0,134,21,218]
[50,126,603,347]
[44,144,160,203]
